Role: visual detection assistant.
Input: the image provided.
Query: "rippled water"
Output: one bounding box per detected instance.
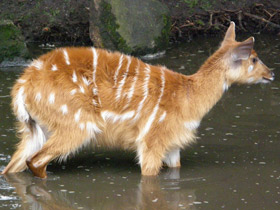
[0,34,279,210]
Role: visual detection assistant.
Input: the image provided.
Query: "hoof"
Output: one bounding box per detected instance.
[26,160,47,179]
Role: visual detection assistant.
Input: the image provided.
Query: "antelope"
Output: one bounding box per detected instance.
[1,22,274,178]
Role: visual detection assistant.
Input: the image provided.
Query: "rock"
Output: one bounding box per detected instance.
[0,19,29,65]
[90,0,171,55]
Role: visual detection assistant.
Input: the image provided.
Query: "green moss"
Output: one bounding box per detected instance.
[0,20,29,63]
[154,14,171,52]
[99,1,132,54]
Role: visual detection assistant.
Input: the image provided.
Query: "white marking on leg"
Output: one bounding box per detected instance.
[101,110,135,123]
[15,87,29,122]
[30,60,43,70]
[82,76,90,86]
[72,71,77,83]
[184,120,200,131]
[163,149,180,167]
[48,93,55,104]
[63,49,70,65]
[17,79,26,84]
[158,111,166,123]
[136,67,165,141]
[60,104,68,115]
[51,64,58,71]
[74,109,81,122]
[115,56,131,101]
[35,92,42,102]
[134,64,151,120]
[137,143,144,167]
[248,65,254,73]
[79,86,85,93]
[114,54,124,87]
[86,121,102,137]
[70,89,77,95]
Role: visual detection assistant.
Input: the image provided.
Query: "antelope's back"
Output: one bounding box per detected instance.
[12,47,184,149]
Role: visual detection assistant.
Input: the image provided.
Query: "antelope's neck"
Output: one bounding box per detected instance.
[182,55,228,121]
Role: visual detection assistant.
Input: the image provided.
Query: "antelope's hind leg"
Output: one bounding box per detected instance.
[26,130,89,179]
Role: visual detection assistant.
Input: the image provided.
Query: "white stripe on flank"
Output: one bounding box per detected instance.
[86,122,102,136]
[72,71,77,83]
[158,111,166,123]
[30,60,43,70]
[79,86,85,93]
[70,89,77,95]
[60,104,68,115]
[48,93,55,104]
[74,109,81,122]
[101,110,135,123]
[136,67,165,141]
[184,120,200,131]
[82,76,90,86]
[63,49,70,65]
[35,92,42,102]
[115,56,131,101]
[15,87,29,122]
[18,79,26,84]
[134,64,151,120]
[92,47,98,84]
[126,60,140,104]
[114,54,124,87]
[51,64,58,71]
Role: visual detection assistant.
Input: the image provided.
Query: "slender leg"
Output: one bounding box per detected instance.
[163,149,181,168]
[26,131,88,178]
[137,141,165,176]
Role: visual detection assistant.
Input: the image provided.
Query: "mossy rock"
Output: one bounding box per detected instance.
[90,0,171,55]
[0,20,29,64]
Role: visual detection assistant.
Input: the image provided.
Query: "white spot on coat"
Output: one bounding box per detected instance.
[30,60,43,70]
[79,123,85,130]
[74,109,81,122]
[51,64,58,71]
[70,89,77,95]
[60,104,68,115]
[223,82,229,92]
[82,76,90,86]
[79,86,85,93]
[63,49,70,65]
[35,92,42,102]
[48,93,55,104]
[72,71,77,83]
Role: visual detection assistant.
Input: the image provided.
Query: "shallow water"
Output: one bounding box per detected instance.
[0,35,279,210]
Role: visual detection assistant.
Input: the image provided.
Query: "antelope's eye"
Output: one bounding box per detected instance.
[252,57,258,64]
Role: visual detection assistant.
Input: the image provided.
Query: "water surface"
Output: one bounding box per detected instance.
[0,35,279,210]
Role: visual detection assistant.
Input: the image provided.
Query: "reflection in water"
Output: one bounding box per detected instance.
[4,169,196,210]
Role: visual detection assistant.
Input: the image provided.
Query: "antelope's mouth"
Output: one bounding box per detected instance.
[262,77,274,83]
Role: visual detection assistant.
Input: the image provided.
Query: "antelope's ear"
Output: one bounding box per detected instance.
[232,37,255,61]
[221,21,236,46]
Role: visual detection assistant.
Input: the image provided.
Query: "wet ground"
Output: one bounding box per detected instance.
[0,34,279,210]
